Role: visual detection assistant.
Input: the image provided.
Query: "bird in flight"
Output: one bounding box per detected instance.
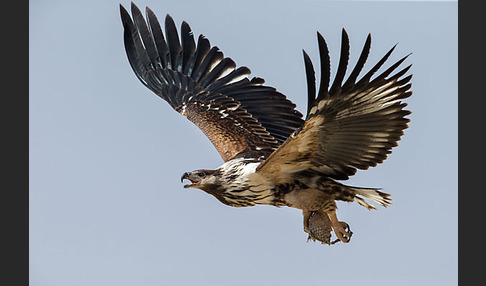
[120,3,412,244]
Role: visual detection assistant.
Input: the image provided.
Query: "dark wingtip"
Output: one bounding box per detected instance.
[341,32,372,91]
[181,21,193,36]
[302,49,310,60]
[119,3,131,26]
[365,33,372,49]
[329,28,350,95]
[342,27,348,38]
[165,13,175,24]
[145,5,154,15]
[302,49,316,116]
[356,42,398,85]
[316,31,330,99]
[130,1,138,12]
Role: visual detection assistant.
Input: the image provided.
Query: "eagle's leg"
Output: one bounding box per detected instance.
[328,210,353,243]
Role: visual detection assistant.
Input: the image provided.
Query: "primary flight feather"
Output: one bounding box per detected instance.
[120,3,412,244]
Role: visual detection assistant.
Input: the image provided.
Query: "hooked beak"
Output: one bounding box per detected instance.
[180,172,200,188]
[180,172,189,183]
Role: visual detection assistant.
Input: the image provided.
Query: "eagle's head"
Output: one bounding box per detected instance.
[181,169,234,205]
[181,169,222,192]
[180,159,264,207]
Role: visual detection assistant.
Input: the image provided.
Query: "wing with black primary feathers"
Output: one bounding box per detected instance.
[257,29,413,182]
[120,3,304,162]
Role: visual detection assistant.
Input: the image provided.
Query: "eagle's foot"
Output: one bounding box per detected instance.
[331,221,353,243]
[328,211,353,243]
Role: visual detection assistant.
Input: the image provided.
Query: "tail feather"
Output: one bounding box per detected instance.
[351,187,392,210]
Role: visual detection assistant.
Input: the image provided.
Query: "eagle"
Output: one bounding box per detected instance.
[120,3,412,244]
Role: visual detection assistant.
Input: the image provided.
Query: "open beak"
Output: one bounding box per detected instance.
[181,172,200,188]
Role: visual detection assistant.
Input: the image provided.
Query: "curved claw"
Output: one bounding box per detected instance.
[333,221,353,243]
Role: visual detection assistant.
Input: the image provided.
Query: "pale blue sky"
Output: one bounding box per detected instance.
[30,1,457,285]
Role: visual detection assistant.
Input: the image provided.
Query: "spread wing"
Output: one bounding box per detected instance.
[120,3,304,162]
[256,30,412,182]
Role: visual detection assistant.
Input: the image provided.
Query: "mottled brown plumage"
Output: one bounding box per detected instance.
[180,92,278,161]
[121,3,412,244]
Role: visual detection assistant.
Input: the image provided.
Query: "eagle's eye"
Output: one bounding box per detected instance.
[197,171,206,177]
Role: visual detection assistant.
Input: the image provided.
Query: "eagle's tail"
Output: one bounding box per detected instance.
[350,187,392,210]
